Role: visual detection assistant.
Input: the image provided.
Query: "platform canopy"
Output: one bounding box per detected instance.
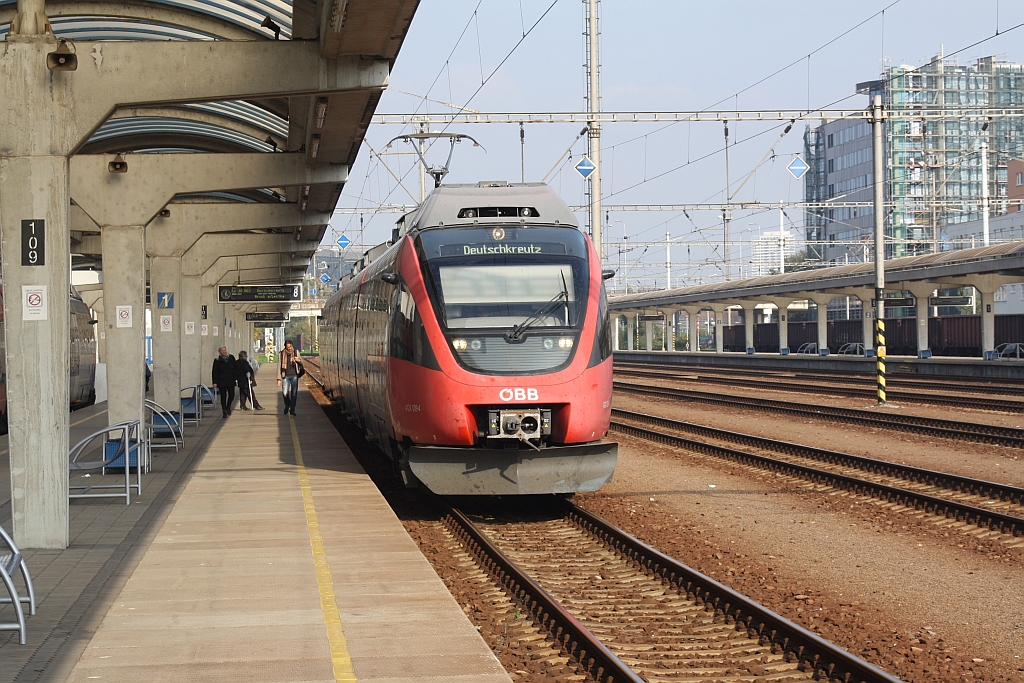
[0,0,420,284]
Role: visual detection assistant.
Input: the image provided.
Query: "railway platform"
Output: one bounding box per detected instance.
[0,370,510,683]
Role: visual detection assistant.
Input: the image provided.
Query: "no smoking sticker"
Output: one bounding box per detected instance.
[116,305,133,328]
[21,286,47,320]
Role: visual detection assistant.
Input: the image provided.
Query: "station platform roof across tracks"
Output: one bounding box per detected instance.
[0,368,510,683]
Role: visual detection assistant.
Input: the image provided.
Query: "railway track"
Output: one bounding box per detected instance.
[610,409,1024,539]
[615,362,1024,397]
[443,500,900,683]
[614,367,1024,412]
[614,381,1024,448]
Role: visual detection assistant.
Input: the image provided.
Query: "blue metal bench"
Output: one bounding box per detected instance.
[180,386,202,426]
[69,421,145,504]
[0,524,35,645]
[146,399,183,451]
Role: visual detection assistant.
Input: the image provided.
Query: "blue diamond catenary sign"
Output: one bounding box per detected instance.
[337,235,350,249]
[309,288,317,296]
[574,156,596,180]
[319,273,331,284]
[786,156,810,180]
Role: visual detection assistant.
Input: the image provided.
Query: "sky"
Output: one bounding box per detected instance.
[328,0,1024,289]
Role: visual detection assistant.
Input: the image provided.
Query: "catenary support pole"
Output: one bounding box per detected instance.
[871,94,887,404]
[586,0,602,261]
[981,135,990,247]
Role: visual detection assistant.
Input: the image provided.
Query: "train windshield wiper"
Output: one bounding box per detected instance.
[506,274,569,342]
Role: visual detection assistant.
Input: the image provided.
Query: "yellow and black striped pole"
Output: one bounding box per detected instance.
[870,94,887,406]
[875,318,886,404]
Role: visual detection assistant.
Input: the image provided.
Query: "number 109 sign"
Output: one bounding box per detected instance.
[22,219,44,266]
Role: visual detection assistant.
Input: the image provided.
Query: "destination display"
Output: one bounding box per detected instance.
[218,284,302,303]
[246,312,289,322]
[872,297,915,308]
[440,242,567,257]
[929,296,973,307]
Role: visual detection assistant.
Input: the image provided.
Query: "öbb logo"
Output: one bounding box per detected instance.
[499,388,539,402]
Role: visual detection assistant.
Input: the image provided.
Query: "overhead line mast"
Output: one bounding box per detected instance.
[585,0,603,262]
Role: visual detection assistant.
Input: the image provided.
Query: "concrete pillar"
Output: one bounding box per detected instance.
[627,315,635,351]
[645,319,653,352]
[102,226,147,428]
[861,304,874,352]
[667,312,676,352]
[772,299,792,353]
[808,295,834,354]
[742,303,757,352]
[201,286,222,384]
[181,276,203,387]
[150,256,182,411]
[612,317,621,352]
[711,306,725,354]
[979,288,997,356]
[0,111,72,548]
[905,283,935,357]
[684,308,700,352]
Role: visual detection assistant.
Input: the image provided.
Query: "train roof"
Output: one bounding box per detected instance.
[399,182,579,235]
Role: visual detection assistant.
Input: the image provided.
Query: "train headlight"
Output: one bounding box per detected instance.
[453,338,468,351]
[558,337,574,349]
[469,339,483,351]
[543,338,554,350]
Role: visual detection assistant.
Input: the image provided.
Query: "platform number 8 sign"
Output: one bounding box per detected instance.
[22,219,45,266]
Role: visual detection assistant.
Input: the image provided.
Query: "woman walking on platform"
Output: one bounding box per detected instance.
[278,340,303,416]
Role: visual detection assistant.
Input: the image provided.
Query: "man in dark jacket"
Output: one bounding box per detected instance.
[235,350,262,410]
[211,346,237,417]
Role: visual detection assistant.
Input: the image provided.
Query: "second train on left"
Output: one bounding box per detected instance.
[318,182,617,496]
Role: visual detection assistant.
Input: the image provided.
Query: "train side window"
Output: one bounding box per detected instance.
[587,283,612,367]
[389,283,440,370]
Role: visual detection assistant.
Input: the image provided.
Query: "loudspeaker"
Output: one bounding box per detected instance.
[108,154,128,174]
[46,42,77,71]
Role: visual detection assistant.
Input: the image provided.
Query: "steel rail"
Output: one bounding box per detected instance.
[612,408,1024,509]
[615,362,1024,397]
[614,368,1024,412]
[613,381,1024,447]
[440,505,645,683]
[564,504,904,683]
[445,499,903,683]
[609,420,1022,537]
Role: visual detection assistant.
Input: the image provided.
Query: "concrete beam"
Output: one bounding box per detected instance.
[184,234,318,277]
[147,203,330,257]
[71,153,347,228]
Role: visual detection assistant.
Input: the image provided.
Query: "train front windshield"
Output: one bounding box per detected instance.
[417,226,590,375]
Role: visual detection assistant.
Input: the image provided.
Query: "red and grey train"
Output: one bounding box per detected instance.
[318,182,617,495]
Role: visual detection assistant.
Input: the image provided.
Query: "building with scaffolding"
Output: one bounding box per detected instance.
[804,53,1024,265]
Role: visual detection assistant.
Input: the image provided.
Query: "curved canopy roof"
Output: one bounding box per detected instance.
[610,241,1024,311]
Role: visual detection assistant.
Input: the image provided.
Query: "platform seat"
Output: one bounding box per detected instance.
[180,386,202,426]
[0,524,36,645]
[69,421,146,505]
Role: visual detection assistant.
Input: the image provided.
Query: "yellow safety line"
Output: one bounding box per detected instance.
[0,409,107,457]
[290,416,356,682]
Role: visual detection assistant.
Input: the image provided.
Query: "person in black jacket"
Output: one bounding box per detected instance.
[235,351,262,410]
[211,346,237,417]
